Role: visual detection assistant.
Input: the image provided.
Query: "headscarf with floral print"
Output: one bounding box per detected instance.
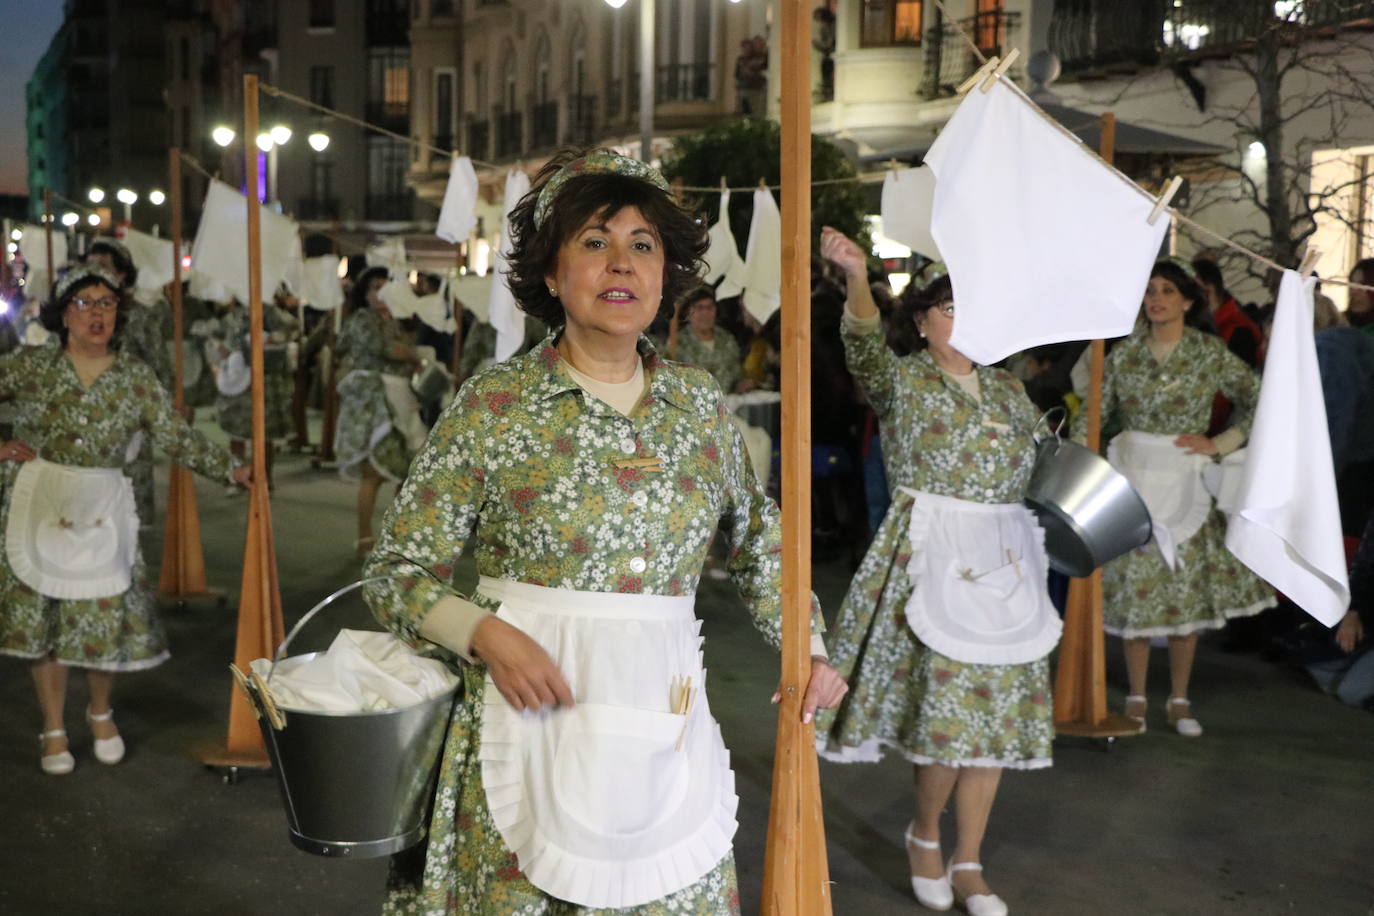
[532,152,671,230]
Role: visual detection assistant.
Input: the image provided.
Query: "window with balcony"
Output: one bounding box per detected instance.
[367,137,412,219]
[367,48,410,131]
[972,0,1005,55]
[861,0,923,47]
[310,65,334,109]
[309,0,334,29]
[434,69,455,152]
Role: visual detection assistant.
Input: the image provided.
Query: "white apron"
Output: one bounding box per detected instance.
[5,458,139,599]
[1107,431,1212,570]
[475,577,738,910]
[901,489,1061,665]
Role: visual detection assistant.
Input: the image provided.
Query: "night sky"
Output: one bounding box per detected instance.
[0,2,66,196]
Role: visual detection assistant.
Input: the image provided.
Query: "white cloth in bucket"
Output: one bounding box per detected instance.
[1107,431,1212,571]
[250,630,458,713]
[476,577,738,910]
[900,489,1061,665]
[5,459,139,600]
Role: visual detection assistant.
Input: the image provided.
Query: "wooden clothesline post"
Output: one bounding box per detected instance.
[760,2,833,913]
[159,146,221,605]
[42,188,54,299]
[197,74,286,773]
[1052,112,1141,740]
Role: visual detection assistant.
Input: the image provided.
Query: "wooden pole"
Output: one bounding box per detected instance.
[159,147,217,601]
[761,3,832,913]
[42,188,55,299]
[316,242,341,465]
[1053,113,1139,739]
[198,74,285,770]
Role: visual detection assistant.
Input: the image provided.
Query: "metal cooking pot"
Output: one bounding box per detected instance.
[1022,408,1152,578]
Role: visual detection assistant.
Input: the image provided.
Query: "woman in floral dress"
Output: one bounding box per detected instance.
[334,266,422,556]
[668,287,746,394]
[816,229,1060,916]
[1078,260,1272,737]
[363,149,846,916]
[0,264,247,774]
[210,295,296,488]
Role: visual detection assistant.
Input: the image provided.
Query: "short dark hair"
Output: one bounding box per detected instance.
[677,285,716,326]
[1190,258,1229,300]
[891,275,953,353]
[1351,257,1374,283]
[506,148,707,328]
[346,266,388,317]
[40,270,129,348]
[1150,260,1213,332]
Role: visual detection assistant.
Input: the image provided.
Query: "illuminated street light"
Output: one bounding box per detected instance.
[603,0,628,6]
[308,131,331,152]
[61,212,79,227]
[5,242,16,253]
[88,187,105,203]
[212,125,237,147]
[270,124,292,146]
[116,189,138,205]
[149,190,166,205]
[9,228,20,241]
[87,214,100,226]
[256,132,275,152]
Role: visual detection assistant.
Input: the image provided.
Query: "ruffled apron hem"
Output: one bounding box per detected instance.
[816,735,1051,770]
[1105,595,1277,638]
[0,647,169,672]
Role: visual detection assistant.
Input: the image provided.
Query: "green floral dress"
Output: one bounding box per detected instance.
[334,307,416,481]
[363,333,821,916]
[213,303,295,442]
[0,346,235,670]
[1080,328,1274,637]
[816,323,1054,770]
[676,328,742,394]
[120,297,175,526]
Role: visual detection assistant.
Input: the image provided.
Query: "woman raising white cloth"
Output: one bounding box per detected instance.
[363,149,846,915]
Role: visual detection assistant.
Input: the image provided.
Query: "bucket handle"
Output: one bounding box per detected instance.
[1031,406,1068,444]
[270,575,396,675]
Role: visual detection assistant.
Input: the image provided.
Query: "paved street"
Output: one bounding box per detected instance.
[2,435,1372,915]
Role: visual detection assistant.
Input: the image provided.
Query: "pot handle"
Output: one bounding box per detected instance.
[270,575,396,674]
[1031,406,1068,444]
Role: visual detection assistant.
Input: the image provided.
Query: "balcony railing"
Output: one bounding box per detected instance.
[296,197,340,221]
[920,10,1020,99]
[657,63,712,102]
[567,94,597,146]
[529,99,558,150]
[1049,0,1374,75]
[433,132,455,154]
[495,108,523,158]
[466,118,490,159]
[365,102,410,134]
[366,193,414,221]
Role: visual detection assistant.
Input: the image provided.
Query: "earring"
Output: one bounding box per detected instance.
[548,287,557,297]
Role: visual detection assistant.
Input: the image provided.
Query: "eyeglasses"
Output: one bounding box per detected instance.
[936,303,955,317]
[70,296,119,313]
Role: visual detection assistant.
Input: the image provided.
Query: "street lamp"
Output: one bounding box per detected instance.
[603,0,655,163]
[88,187,105,203]
[270,124,293,146]
[308,131,331,152]
[149,189,166,205]
[116,188,138,223]
[212,125,237,147]
[86,213,100,227]
[61,212,79,227]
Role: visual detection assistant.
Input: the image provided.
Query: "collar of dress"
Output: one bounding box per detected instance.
[524,331,696,413]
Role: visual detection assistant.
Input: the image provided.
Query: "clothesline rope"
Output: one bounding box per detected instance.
[178,151,216,183]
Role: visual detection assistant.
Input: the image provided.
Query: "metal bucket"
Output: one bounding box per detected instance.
[1022,409,1153,578]
[232,578,459,859]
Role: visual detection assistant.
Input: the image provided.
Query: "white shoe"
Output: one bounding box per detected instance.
[1124,694,1147,733]
[904,825,953,911]
[39,729,75,775]
[949,862,1009,916]
[1167,697,1203,737]
[86,707,126,765]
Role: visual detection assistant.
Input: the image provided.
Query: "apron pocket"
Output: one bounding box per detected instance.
[552,703,691,837]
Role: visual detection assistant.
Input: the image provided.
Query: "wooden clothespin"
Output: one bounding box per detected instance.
[758,177,768,190]
[1298,247,1321,277]
[956,56,1001,96]
[888,157,900,177]
[719,176,728,193]
[980,48,1020,93]
[1147,175,1183,225]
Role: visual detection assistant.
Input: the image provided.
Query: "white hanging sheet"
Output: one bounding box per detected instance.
[702,191,748,299]
[489,170,530,362]
[249,629,458,713]
[880,166,943,262]
[122,228,176,294]
[924,80,1169,365]
[298,255,345,311]
[436,155,480,244]
[452,272,493,322]
[18,224,67,300]
[379,279,421,320]
[741,188,781,324]
[189,180,300,306]
[1225,271,1349,626]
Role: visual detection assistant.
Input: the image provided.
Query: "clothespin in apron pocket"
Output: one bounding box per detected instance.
[1298,247,1321,278]
[980,48,1020,93]
[1148,176,1183,225]
[956,56,1002,96]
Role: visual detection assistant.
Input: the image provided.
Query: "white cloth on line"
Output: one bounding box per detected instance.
[189,270,232,304]
[249,629,458,713]
[379,279,421,320]
[1225,270,1349,627]
[1107,431,1212,571]
[366,236,408,272]
[298,255,345,311]
[122,228,176,294]
[452,272,493,322]
[880,166,943,262]
[489,170,530,362]
[923,79,1170,365]
[436,155,480,244]
[741,188,781,324]
[189,180,301,307]
[18,224,67,301]
[701,191,748,299]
